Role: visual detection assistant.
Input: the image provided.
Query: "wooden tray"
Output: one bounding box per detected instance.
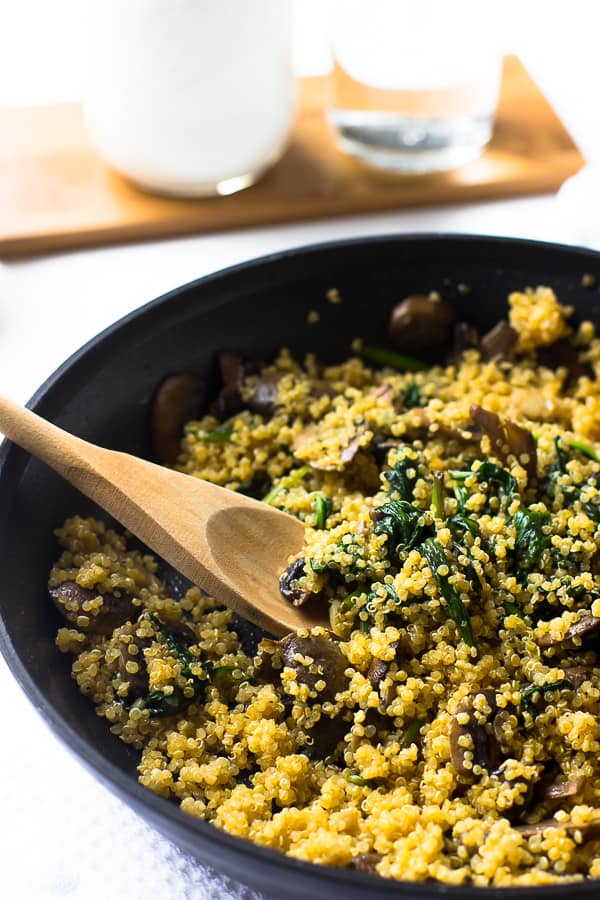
[0,56,585,257]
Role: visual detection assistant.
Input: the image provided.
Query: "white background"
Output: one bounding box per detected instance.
[1,2,600,898]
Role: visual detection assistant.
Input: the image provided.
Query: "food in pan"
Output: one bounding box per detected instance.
[49,285,600,885]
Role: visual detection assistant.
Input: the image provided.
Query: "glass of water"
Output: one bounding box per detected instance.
[328,0,503,174]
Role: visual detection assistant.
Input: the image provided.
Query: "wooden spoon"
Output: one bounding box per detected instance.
[0,394,326,635]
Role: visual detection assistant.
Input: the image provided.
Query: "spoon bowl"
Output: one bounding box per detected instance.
[0,392,321,635]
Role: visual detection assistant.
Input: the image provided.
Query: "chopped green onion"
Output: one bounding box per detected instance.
[341,589,363,611]
[360,345,429,372]
[431,473,445,519]
[360,615,372,634]
[569,437,600,462]
[383,583,400,603]
[450,470,472,482]
[521,678,574,712]
[401,719,425,748]
[402,382,422,408]
[263,466,309,505]
[502,599,524,619]
[202,426,234,442]
[314,493,332,529]
[346,769,377,787]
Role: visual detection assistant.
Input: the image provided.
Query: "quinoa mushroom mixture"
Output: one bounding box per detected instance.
[50,286,600,886]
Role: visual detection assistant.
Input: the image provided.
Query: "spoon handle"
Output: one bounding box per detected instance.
[0,393,308,634]
[0,393,102,483]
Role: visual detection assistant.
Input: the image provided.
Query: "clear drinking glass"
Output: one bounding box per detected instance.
[328,0,503,174]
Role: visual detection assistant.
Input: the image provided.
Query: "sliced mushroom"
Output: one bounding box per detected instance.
[214,351,245,418]
[305,711,350,759]
[279,557,310,606]
[389,295,457,352]
[449,321,479,364]
[160,617,198,647]
[562,666,596,687]
[470,405,506,458]
[372,437,401,468]
[449,690,500,778]
[492,706,519,751]
[516,817,600,840]
[348,853,382,876]
[340,436,366,466]
[480,320,518,363]
[214,351,284,420]
[537,773,586,805]
[367,641,399,709]
[367,656,391,691]
[279,633,349,703]
[538,338,588,384]
[536,616,600,648]
[253,638,281,683]
[371,382,395,403]
[309,379,336,399]
[295,423,372,472]
[50,581,137,635]
[503,421,537,484]
[151,373,206,465]
[491,759,536,823]
[470,405,537,483]
[118,623,150,697]
[246,371,283,417]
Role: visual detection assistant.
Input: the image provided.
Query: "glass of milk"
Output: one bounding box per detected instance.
[328,0,503,174]
[81,0,295,197]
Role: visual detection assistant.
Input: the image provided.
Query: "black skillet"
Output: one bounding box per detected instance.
[2,234,600,900]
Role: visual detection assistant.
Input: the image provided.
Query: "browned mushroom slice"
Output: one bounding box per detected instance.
[503,420,537,484]
[516,817,600,839]
[279,557,311,606]
[340,436,366,466]
[119,622,150,697]
[480,320,518,363]
[348,853,382,876]
[536,616,600,648]
[492,759,536,822]
[492,706,519,751]
[151,373,206,465]
[160,617,198,646]
[280,633,349,703]
[309,379,336,399]
[537,773,586,804]
[50,581,137,635]
[367,641,399,709]
[470,405,506,458]
[562,666,596,687]
[538,338,587,384]
[371,382,395,403]
[214,350,245,418]
[246,371,283,417]
[372,437,401,467]
[253,638,282,683]
[449,690,500,778]
[294,423,372,472]
[449,321,479,364]
[470,404,537,483]
[389,295,457,352]
[305,711,350,759]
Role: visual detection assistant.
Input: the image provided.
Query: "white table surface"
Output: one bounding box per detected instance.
[2,4,600,898]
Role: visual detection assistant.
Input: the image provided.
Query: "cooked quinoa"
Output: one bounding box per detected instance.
[49,286,600,886]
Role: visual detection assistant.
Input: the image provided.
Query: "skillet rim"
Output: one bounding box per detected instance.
[2,233,600,898]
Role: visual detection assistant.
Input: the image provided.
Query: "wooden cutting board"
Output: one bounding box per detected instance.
[0,56,585,257]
